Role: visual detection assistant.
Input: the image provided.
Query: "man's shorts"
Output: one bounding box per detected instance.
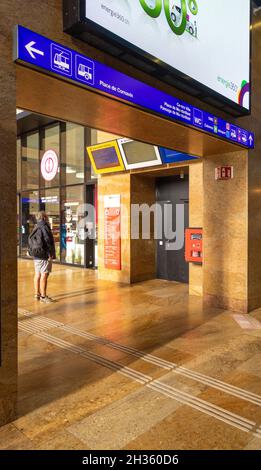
[34,259,52,274]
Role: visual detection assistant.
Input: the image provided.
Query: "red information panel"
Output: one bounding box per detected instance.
[185,228,203,264]
[104,195,121,270]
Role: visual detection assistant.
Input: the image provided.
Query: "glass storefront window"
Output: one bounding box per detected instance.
[40,188,60,260]
[21,191,39,256]
[61,123,85,185]
[61,185,84,266]
[40,124,60,188]
[17,114,99,267]
[21,132,39,190]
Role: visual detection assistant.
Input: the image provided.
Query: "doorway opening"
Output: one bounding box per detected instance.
[156,173,189,283]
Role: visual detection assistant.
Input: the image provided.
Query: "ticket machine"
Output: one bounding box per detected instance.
[185,228,203,264]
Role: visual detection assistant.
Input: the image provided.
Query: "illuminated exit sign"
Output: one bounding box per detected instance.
[215,166,234,180]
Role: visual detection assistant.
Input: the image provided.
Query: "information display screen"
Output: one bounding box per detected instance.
[87,141,125,174]
[118,139,162,169]
[159,147,199,164]
[84,0,251,112]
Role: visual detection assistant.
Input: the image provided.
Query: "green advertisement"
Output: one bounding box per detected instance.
[139,0,198,37]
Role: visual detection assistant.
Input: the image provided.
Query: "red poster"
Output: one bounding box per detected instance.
[104,196,121,270]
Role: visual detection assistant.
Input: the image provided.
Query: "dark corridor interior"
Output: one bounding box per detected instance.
[156,174,189,283]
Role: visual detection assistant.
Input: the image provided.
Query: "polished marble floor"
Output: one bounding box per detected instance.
[0,259,261,450]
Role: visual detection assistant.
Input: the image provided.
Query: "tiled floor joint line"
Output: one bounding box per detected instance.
[18,318,261,439]
[18,309,261,407]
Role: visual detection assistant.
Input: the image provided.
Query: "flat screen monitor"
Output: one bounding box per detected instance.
[118,139,162,170]
[159,148,199,165]
[87,141,125,174]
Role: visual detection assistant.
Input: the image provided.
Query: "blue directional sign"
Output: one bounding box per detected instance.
[159,148,199,164]
[14,25,255,149]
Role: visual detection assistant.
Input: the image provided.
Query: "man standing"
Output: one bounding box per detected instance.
[28,211,56,303]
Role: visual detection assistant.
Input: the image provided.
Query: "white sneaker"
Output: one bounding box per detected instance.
[40,296,55,304]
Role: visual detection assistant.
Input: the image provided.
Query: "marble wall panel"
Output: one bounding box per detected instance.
[203,152,248,313]
[98,173,131,284]
[240,14,261,312]
[189,163,203,296]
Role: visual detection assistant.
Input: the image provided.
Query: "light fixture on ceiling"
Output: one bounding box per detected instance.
[64,202,79,207]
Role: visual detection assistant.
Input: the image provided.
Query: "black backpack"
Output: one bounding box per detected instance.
[28,226,46,258]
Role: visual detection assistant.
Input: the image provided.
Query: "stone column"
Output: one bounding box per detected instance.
[203,151,248,313]
[0,19,18,424]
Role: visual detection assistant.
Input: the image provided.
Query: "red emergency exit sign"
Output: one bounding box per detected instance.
[215,166,234,180]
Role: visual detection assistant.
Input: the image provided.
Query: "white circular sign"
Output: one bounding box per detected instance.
[41,150,59,181]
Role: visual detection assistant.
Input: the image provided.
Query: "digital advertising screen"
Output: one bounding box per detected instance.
[118,139,162,169]
[159,147,199,164]
[87,141,125,174]
[84,0,251,112]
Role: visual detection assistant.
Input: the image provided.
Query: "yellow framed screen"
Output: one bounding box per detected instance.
[87,140,125,174]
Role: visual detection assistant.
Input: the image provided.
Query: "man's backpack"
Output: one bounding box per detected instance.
[28,226,46,258]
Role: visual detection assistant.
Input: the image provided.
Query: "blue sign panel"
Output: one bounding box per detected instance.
[15,25,255,149]
[159,148,199,165]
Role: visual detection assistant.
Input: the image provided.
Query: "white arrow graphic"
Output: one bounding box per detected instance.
[25,41,44,59]
[249,134,253,145]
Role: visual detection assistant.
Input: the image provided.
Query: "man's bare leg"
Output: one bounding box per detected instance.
[34,272,41,297]
[40,273,49,298]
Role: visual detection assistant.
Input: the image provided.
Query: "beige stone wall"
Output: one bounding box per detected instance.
[189,163,203,296]
[93,130,122,145]
[241,14,261,312]
[0,3,18,426]
[97,173,156,284]
[98,173,131,283]
[203,151,248,313]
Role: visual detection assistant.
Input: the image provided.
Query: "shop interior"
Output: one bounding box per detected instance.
[16,109,198,284]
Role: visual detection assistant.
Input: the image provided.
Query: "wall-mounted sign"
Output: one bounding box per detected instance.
[118,139,162,170]
[64,0,251,115]
[215,166,234,181]
[88,139,199,175]
[87,141,125,174]
[14,26,255,149]
[41,149,59,181]
[159,147,198,164]
[104,195,121,270]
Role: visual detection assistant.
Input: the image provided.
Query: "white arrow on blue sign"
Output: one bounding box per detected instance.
[25,41,44,59]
